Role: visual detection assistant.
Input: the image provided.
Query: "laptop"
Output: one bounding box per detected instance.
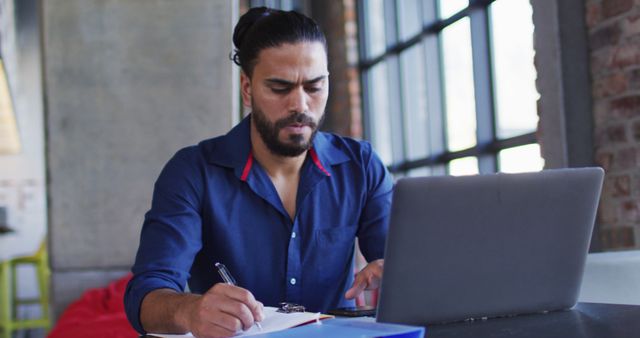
[376,167,604,326]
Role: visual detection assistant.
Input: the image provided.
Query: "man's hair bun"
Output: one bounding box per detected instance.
[231,7,272,66]
[230,7,327,77]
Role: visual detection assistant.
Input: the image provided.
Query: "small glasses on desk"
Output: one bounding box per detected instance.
[277,302,306,313]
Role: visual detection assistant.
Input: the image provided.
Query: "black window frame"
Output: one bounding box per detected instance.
[357,0,538,176]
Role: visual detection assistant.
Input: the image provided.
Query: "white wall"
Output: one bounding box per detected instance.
[0,0,46,311]
[0,0,47,262]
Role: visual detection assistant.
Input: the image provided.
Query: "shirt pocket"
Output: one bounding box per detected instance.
[312,226,357,286]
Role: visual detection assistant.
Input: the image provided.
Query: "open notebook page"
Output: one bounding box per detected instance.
[150,306,332,337]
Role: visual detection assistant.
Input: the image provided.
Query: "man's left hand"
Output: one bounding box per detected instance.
[344,259,384,300]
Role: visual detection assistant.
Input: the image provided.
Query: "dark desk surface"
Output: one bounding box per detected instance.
[425,302,640,338]
[142,303,639,338]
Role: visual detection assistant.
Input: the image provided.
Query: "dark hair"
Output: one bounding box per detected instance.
[231,7,327,77]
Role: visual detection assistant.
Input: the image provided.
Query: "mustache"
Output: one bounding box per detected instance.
[274,112,317,130]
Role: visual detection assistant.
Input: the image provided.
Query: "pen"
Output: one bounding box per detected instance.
[215,262,263,330]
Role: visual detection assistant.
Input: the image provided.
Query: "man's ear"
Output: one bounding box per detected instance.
[240,72,252,108]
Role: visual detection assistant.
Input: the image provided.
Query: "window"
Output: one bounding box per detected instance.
[358,0,543,176]
[247,0,306,12]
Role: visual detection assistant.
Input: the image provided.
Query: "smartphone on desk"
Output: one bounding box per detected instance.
[327,305,376,317]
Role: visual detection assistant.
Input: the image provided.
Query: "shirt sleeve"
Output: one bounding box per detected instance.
[124,147,205,334]
[356,145,394,262]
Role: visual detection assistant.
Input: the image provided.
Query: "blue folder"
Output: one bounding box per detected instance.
[250,317,425,338]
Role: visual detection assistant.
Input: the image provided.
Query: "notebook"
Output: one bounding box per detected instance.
[148,306,424,338]
[377,167,604,325]
[149,306,332,337]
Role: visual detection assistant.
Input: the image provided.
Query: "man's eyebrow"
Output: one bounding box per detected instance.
[303,75,328,84]
[264,75,328,86]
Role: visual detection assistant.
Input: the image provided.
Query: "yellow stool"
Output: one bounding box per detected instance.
[0,242,51,338]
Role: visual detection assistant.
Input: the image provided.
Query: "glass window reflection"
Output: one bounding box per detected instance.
[438,0,468,19]
[449,156,479,176]
[442,17,477,152]
[490,0,539,139]
[363,0,387,58]
[398,0,422,41]
[367,62,393,165]
[498,144,544,173]
[401,44,429,161]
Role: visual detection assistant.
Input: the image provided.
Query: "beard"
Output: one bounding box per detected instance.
[251,103,324,157]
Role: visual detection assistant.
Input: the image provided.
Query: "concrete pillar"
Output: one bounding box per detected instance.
[42,0,238,316]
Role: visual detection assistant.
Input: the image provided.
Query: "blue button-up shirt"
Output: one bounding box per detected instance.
[124,115,393,333]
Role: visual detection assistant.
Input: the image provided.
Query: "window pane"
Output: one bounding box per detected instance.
[498,144,544,173]
[250,0,302,11]
[363,0,387,58]
[448,156,479,176]
[408,167,431,177]
[438,0,468,19]
[442,17,476,152]
[366,62,393,165]
[401,44,429,161]
[397,0,422,41]
[490,0,539,139]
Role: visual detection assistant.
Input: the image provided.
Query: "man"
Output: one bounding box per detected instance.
[125,7,393,338]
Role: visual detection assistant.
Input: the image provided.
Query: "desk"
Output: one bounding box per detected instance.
[426,302,640,338]
[141,303,639,338]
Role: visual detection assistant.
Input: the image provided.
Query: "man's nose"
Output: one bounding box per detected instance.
[288,87,309,113]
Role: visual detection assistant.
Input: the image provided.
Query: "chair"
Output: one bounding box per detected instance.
[0,241,51,338]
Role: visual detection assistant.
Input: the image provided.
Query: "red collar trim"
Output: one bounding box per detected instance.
[243,149,330,180]
[309,148,331,177]
[240,151,254,181]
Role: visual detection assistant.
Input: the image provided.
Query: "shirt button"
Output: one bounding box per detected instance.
[291,232,296,239]
[290,278,297,285]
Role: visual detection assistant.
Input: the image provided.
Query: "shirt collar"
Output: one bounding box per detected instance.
[310,127,351,170]
[202,114,351,174]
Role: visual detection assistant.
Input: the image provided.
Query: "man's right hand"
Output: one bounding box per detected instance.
[140,284,264,338]
[179,283,264,337]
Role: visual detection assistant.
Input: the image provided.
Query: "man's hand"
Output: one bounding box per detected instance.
[344,259,384,300]
[140,284,264,338]
[178,283,264,338]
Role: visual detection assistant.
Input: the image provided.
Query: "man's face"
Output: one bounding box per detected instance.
[241,41,329,157]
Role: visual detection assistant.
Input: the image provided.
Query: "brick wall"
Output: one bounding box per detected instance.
[311,0,362,138]
[587,0,640,249]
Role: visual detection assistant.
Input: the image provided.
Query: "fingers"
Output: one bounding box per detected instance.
[254,301,265,322]
[214,284,264,323]
[207,284,263,330]
[345,259,385,300]
[345,275,367,300]
[187,302,239,338]
[216,300,256,330]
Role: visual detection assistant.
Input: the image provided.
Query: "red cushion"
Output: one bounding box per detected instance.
[47,274,138,338]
